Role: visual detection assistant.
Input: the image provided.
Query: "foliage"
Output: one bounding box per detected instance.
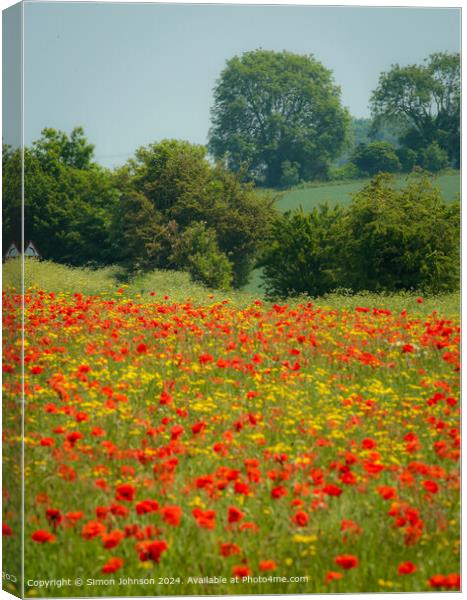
[420,141,449,173]
[395,146,418,172]
[371,53,460,167]
[277,171,459,213]
[263,173,459,298]
[2,129,119,266]
[32,126,95,172]
[171,222,233,290]
[109,191,173,272]
[351,141,401,176]
[280,160,301,188]
[115,139,275,287]
[208,49,351,187]
[260,205,344,298]
[328,162,360,181]
[341,173,460,293]
[125,139,211,211]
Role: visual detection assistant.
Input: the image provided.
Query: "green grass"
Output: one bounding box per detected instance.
[3,258,459,319]
[3,259,258,307]
[276,171,460,213]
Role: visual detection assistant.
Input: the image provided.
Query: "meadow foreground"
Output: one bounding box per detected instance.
[2,286,460,596]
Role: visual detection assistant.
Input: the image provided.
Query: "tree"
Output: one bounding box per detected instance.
[341,173,459,293]
[32,126,95,173]
[261,205,345,298]
[171,222,233,290]
[371,53,460,167]
[420,141,449,173]
[118,139,276,287]
[261,173,459,298]
[208,49,351,187]
[109,191,172,272]
[351,141,401,176]
[3,128,118,265]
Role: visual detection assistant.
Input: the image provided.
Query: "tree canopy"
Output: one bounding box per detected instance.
[111,139,275,287]
[371,53,460,167]
[208,49,351,187]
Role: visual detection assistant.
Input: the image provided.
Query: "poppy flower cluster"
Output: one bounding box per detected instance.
[1,288,459,594]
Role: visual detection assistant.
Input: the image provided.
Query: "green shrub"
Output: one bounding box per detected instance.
[396,147,418,172]
[261,173,459,298]
[328,162,359,181]
[420,141,449,172]
[121,139,275,287]
[260,205,344,298]
[171,222,233,290]
[341,173,459,293]
[280,161,301,188]
[352,141,401,176]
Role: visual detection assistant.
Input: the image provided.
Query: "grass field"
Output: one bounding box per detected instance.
[2,260,461,596]
[276,172,460,213]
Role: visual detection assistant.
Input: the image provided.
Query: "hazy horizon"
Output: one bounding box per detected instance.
[5,2,461,167]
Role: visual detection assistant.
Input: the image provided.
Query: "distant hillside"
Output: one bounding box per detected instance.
[277,171,460,213]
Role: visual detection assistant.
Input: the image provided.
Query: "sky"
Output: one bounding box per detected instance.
[12,2,462,167]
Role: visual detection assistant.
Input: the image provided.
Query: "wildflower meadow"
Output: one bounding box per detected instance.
[2,277,460,596]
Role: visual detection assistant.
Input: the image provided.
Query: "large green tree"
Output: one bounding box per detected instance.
[371,53,460,167]
[112,139,275,287]
[3,128,118,265]
[208,49,351,187]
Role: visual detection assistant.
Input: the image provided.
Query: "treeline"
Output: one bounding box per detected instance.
[262,173,459,297]
[3,131,275,290]
[2,48,460,296]
[208,50,460,188]
[2,129,459,297]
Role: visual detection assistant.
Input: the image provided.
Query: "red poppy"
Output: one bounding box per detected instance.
[170,425,184,441]
[322,484,343,497]
[135,500,159,515]
[40,438,54,447]
[259,560,277,571]
[2,523,13,536]
[398,562,416,575]
[193,508,216,530]
[160,505,182,527]
[136,343,147,354]
[271,485,288,499]
[232,565,251,578]
[422,480,439,494]
[377,486,397,500]
[46,508,63,528]
[191,421,206,435]
[65,512,83,526]
[115,483,136,502]
[428,575,447,588]
[101,557,124,574]
[140,539,168,563]
[292,511,309,527]
[32,530,55,544]
[102,530,124,549]
[220,542,241,557]
[227,506,245,524]
[81,521,106,540]
[326,571,343,582]
[335,554,359,569]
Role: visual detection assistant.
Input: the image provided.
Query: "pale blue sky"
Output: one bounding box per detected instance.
[20,2,460,167]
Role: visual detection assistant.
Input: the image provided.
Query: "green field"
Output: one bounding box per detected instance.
[4,258,459,317]
[276,171,460,213]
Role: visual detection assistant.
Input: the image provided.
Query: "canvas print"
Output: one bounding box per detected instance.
[2,1,461,597]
